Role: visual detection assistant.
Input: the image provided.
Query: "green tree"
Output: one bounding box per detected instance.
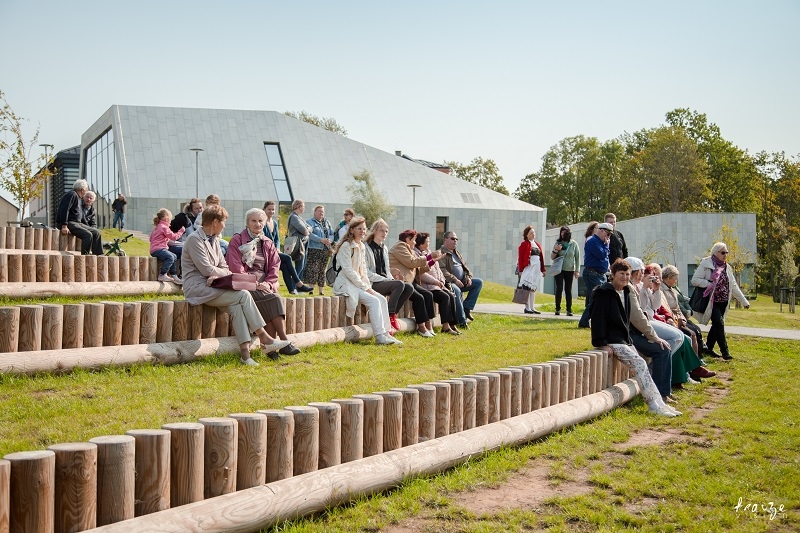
[0,91,53,221]
[347,169,395,227]
[445,157,509,195]
[284,111,347,136]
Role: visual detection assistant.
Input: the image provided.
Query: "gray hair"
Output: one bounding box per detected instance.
[244,208,266,224]
[84,191,96,201]
[710,242,728,255]
[72,179,88,191]
[662,264,680,279]
[443,230,456,240]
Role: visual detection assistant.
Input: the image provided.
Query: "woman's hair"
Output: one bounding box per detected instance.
[643,264,657,277]
[648,263,663,277]
[263,200,275,210]
[414,232,430,248]
[313,205,324,214]
[585,221,599,239]
[334,216,367,254]
[610,258,631,274]
[184,198,202,214]
[291,199,304,211]
[559,225,571,239]
[662,264,679,279]
[365,218,388,244]
[205,194,221,206]
[343,208,355,217]
[710,242,727,256]
[84,191,96,201]
[522,226,533,240]
[398,229,417,242]
[244,208,266,225]
[153,208,172,225]
[201,204,228,226]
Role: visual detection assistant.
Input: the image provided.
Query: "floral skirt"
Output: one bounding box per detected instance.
[303,248,330,287]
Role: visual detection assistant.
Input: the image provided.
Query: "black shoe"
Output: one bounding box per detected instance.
[704,348,722,358]
[531,309,541,314]
[566,311,573,316]
[464,310,475,321]
[266,351,280,361]
[297,285,314,293]
[457,322,469,330]
[279,343,301,356]
[554,311,560,316]
[721,353,733,361]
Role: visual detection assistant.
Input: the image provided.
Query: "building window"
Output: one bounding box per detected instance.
[436,216,448,249]
[83,129,118,228]
[264,143,292,203]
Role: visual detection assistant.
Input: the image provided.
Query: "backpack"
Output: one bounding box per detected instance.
[325,254,340,286]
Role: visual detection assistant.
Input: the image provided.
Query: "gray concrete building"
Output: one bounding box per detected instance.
[78,105,545,287]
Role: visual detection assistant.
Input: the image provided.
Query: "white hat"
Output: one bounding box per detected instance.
[598,222,613,231]
[626,256,644,271]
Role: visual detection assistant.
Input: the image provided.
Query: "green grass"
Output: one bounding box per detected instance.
[100,228,151,256]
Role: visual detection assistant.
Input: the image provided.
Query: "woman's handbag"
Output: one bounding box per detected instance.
[283,236,304,262]
[211,273,258,291]
[512,286,531,305]
[689,286,711,314]
[548,256,564,277]
[325,254,340,286]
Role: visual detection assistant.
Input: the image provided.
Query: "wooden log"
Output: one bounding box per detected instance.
[103,301,124,347]
[122,302,141,346]
[5,450,55,532]
[35,253,48,282]
[24,226,34,250]
[530,365,544,410]
[50,228,59,251]
[4,228,13,249]
[215,308,230,338]
[139,301,158,344]
[406,384,436,442]
[48,255,62,282]
[338,296,347,328]
[0,254,6,283]
[138,257,149,282]
[18,305,43,352]
[33,227,43,251]
[512,365,533,414]
[373,391,402,452]
[494,369,512,420]
[424,381,451,438]
[198,417,238,498]
[227,413,267,490]
[313,296,323,332]
[499,367,522,417]
[172,301,188,342]
[463,374,489,426]
[307,402,341,469]
[96,255,109,282]
[0,281,183,300]
[0,307,20,353]
[126,429,171,516]
[84,254,97,282]
[352,394,383,457]
[89,435,136,526]
[389,387,419,447]
[14,227,25,250]
[330,398,363,463]
[304,297,314,333]
[558,360,571,403]
[153,301,174,343]
[284,298,295,335]
[6,254,21,283]
[329,296,339,329]
[40,304,63,351]
[294,298,305,333]
[83,302,105,348]
[284,406,319,475]
[0,459,8,533]
[455,377,477,430]
[475,372,501,423]
[149,257,158,281]
[443,379,464,434]
[0,226,5,248]
[161,422,204,507]
[258,410,294,483]
[563,356,584,398]
[201,305,217,339]
[128,256,139,282]
[188,305,203,341]
[21,254,36,282]
[107,256,119,282]
[58,233,73,252]
[47,442,98,533]
[118,256,129,282]
[61,254,75,283]
[322,296,332,330]
[62,303,84,349]
[74,255,87,283]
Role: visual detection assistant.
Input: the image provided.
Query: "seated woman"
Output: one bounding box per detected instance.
[181,204,291,366]
[415,232,461,335]
[262,201,313,294]
[227,208,301,359]
[364,219,435,337]
[333,217,401,345]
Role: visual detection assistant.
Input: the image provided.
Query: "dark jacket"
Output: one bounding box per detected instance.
[82,204,96,228]
[438,246,473,286]
[170,211,196,233]
[608,230,628,265]
[56,190,83,228]
[590,282,633,347]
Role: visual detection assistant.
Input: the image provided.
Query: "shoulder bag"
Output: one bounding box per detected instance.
[512,286,531,305]
[689,286,710,314]
[210,273,258,291]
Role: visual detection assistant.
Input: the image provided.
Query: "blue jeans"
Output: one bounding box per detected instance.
[630,331,673,398]
[451,277,483,324]
[112,211,125,230]
[278,252,301,292]
[151,249,178,275]
[578,269,606,328]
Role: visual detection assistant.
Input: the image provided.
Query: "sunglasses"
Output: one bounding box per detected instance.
[720,251,729,255]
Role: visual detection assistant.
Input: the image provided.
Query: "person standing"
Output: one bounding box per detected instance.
[287,199,312,279]
[605,213,628,265]
[517,226,546,314]
[303,205,333,295]
[439,231,483,328]
[551,225,580,316]
[334,208,355,244]
[261,200,313,294]
[112,193,127,230]
[577,222,612,328]
[56,179,103,255]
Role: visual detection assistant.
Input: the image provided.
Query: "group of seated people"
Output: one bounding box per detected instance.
[56,179,103,255]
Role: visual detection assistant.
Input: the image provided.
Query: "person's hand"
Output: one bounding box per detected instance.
[600,346,614,357]
[573,271,580,279]
[656,338,670,351]
[464,278,472,287]
[455,279,464,288]
[437,280,444,289]
[555,243,563,252]
[430,250,442,260]
[257,281,271,292]
[321,238,331,247]
[206,275,219,286]
[391,268,403,280]
[60,226,69,236]
[366,288,377,296]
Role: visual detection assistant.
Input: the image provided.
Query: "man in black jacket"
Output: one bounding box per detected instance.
[56,179,102,255]
[605,213,628,265]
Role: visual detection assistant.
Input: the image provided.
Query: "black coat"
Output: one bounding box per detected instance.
[590,282,633,347]
[608,230,628,265]
[171,211,196,233]
[56,190,83,227]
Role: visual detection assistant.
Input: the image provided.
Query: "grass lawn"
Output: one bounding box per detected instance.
[1,311,797,531]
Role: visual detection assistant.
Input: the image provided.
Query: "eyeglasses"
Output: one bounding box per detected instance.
[720,251,729,255]
[449,237,459,241]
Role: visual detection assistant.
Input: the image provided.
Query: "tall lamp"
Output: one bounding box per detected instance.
[190,148,204,197]
[39,143,53,224]
[407,184,421,228]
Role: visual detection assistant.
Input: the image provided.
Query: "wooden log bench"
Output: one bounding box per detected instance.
[0,226,81,253]
[0,252,157,283]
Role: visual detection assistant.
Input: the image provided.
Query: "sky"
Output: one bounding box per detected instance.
[1,0,798,202]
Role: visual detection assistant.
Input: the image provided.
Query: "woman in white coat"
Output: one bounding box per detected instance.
[691,242,750,360]
[333,217,401,345]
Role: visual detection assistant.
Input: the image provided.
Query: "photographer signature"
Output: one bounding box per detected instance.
[734,497,785,520]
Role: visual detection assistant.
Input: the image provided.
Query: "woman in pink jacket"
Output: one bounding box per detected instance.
[150,208,185,284]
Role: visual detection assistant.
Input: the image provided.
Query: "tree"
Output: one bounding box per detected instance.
[445,157,509,195]
[284,111,347,136]
[347,169,395,227]
[0,91,53,221]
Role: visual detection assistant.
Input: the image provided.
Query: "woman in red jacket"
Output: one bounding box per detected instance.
[517,226,546,314]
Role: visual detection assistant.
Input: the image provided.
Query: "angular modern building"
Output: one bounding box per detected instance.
[77,105,545,287]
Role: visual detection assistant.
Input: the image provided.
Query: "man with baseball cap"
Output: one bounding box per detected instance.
[578,222,613,328]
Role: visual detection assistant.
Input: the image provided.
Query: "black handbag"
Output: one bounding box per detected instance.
[689,286,710,314]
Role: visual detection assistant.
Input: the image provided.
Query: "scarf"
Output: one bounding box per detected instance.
[239,229,267,268]
[702,255,727,298]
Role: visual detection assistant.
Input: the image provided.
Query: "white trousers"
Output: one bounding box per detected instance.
[358,289,390,337]
[204,290,267,345]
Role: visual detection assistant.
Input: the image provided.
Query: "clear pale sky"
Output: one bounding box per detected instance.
[1,0,798,198]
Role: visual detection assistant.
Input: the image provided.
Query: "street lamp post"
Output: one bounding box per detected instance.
[39,144,54,224]
[190,148,204,198]
[407,184,421,228]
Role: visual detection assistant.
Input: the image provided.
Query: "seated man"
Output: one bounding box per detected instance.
[438,231,482,328]
[56,179,102,255]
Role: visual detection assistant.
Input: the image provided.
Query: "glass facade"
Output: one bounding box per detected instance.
[436,216,448,250]
[83,128,118,228]
[264,143,293,204]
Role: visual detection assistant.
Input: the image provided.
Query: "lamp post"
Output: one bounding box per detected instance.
[190,148,204,197]
[39,144,53,224]
[407,184,421,228]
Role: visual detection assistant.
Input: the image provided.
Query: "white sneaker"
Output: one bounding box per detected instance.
[240,357,259,366]
[171,276,183,285]
[649,406,678,417]
[376,333,402,345]
[158,273,174,282]
[418,330,434,338]
[263,339,291,351]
